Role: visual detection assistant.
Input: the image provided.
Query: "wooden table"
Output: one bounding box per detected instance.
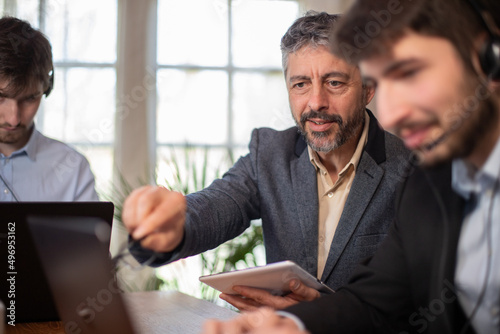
[5,290,236,333]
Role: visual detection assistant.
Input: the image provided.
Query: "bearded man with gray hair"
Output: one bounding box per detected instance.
[122,11,409,311]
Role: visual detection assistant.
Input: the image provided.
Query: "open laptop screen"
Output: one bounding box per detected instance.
[27,215,135,334]
[0,202,114,323]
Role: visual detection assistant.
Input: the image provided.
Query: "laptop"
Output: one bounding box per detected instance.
[0,202,114,323]
[27,216,136,334]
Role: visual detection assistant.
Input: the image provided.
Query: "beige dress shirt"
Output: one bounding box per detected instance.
[308,112,370,279]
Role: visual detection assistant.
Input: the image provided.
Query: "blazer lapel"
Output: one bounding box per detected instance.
[291,110,386,279]
[320,152,384,282]
[424,164,469,332]
[321,110,387,282]
[291,135,319,276]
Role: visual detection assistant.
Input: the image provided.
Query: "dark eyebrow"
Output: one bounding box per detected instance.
[322,71,350,81]
[382,58,423,76]
[289,71,350,83]
[288,75,310,83]
[361,58,425,86]
[23,92,43,99]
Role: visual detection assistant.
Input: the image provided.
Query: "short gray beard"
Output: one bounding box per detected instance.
[296,108,365,153]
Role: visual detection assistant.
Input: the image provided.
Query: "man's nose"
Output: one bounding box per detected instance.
[1,99,21,126]
[307,86,329,112]
[376,83,410,132]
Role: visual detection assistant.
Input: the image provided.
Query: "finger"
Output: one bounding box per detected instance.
[219,293,261,312]
[137,207,186,252]
[252,324,308,334]
[251,309,306,333]
[122,185,155,231]
[225,315,255,334]
[201,320,222,334]
[204,310,265,334]
[132,190,186,240]
[202,308,305,334]
[232,286,288,309]
[137,233,171,253]
[221,308,295,333]
[250,316,307,334]
[243,308,285,329]
[233,286,296,309]
[135,186,166,226]
[288,280,320,301]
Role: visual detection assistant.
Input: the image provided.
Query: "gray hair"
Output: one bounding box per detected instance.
[280,11,340,76]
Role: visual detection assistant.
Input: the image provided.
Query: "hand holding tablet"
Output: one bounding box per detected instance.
[199,260,335,296]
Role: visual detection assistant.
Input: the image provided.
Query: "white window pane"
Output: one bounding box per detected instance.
[45,0,117,63]
[157,69,228,145]
[232,72,294,145]
[36,71,67,139]
[12,0,39,25]
[232,0,298,68]
[42,68,116,143]
[76,146,113,198]
[156,147,233,194]
[157,0,228,66]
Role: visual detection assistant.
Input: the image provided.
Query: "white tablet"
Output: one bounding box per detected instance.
[199,260,335,296]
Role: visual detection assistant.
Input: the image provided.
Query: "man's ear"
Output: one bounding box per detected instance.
[364,84,376,105]
[471,33,489,77]
[472,32,500,80]
[470,35,500,94]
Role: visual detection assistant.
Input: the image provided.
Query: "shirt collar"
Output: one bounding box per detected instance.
[452,136,500,199]
[308,111,370,175]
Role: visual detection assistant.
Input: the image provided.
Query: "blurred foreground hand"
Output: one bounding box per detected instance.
[202,307,309,334]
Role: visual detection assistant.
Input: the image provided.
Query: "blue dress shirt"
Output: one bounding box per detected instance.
[0,127,99,202]
[453,137,500,334]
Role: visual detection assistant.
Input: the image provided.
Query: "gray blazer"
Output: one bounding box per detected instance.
[149,110,410,290]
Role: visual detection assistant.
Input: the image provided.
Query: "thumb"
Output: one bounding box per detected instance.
[289,280,320,301]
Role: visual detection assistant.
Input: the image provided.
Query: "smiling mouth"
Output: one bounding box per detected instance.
[401,124,446,151]
[310,120,330,125]
[300,111,343,134]
[306,119,336,133]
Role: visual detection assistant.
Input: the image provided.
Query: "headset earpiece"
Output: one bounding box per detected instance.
[44,68,54,97]
[479,35,500,80]
[467,0,500,80]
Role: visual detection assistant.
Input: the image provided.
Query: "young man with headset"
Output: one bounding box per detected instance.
[202,0,500,333]
[0,17,98,201]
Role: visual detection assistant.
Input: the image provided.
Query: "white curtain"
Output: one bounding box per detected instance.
[111,0,158,291]
[114,0,157,190]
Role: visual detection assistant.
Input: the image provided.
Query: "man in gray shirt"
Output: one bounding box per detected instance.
[123,11,409,311]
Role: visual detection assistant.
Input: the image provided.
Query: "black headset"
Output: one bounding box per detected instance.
[44,68,54,97]
[467,0,500,80]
